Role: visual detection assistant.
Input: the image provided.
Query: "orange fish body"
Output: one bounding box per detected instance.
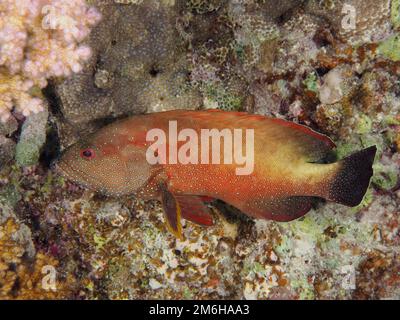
[58,110,376,236]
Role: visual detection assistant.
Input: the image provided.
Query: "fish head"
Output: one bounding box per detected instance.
[57,130,153,196]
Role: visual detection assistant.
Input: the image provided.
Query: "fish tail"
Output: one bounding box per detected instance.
[328,146,376,206]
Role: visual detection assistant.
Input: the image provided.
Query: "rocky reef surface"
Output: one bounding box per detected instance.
[0,0,399,299]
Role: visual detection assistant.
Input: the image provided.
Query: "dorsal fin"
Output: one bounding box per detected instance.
[275,122,336,163]
[158,109,336,163]
[268,118,335,149]
[203,109,332,145]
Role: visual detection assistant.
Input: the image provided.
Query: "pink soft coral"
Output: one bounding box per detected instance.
[0,0,101,122]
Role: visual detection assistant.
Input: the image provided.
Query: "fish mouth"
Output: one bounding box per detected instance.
[56,160,95,191]
[56,160,130,197]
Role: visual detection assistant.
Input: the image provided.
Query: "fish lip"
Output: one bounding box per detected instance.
[56,160,93,190]
[56,160,127,197]
[51,161,63,175]
[54,160,69,177]
[53,161,66,177]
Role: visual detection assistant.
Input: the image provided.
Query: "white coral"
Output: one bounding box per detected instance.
[0,0,101,122]
[319,68,344,105]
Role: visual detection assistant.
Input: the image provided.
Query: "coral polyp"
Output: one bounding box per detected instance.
[0,0,100,122]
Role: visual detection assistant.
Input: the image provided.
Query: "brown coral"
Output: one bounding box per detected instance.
[54,0,203,147]
[306,0,392,45]
[0,218,75,299]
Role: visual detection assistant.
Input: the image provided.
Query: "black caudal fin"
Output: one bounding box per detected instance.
[328,146,377,207]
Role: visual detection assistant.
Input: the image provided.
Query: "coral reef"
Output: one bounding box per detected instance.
[0,0,399,300]
[0,204,75,299]
[1,159,399,299]
[306,0,393,45]
[0,136,14,166]
[53,0,203,147]
[0,0,101,122]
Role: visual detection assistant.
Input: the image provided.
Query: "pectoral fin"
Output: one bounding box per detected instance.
[161,188,183,239]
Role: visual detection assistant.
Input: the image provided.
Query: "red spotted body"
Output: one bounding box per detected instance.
[58,110,376,237]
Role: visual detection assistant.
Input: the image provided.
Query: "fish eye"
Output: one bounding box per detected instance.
[80,148,96,160]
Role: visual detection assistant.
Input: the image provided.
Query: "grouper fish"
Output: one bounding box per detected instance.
[57,109,376,238]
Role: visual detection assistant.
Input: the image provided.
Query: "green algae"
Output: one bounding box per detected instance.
[350,188,374,213]
[0,165,22,208]
[15,142,41,167]
[335,141,359,159]
[252,262,264,274]
[291,278,315,300]
[40,172,54,196]
[378,34,400,61]
[0,184,21,208]
[391,0,400,29]
[233,42,246,63]
[183,287,194,299]
[355,114,373,135]
[204,84,243,111]
[93,233,108,250]
[372,163,398,190]
[385,115,400,126]
[303,72,319,93]
[85,281,95,292]
[241,261,267,279]
[187,0,222,14]
[272,205,379,299]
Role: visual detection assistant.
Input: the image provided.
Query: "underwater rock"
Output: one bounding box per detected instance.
[317,65,359,113]
[0,204,35,270]
[238,193,400,299]
[306,0,392,45]
[15,105,49,167]
[182,1,248,111]
[186,0,225,14]
[3,213,35,260]
[319,68,345,104]
[6,154,400,299]
[54,0,202,145]
[273,10,323,75]
[255,0,305,21]
[0,117,17,137]
[248,81,283,116]
[315,103,344,135]
[0,211,75,299]
[228,0,281,76]
[0,136,15,167]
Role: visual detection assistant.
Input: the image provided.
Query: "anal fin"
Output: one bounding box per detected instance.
[175,195,214,226]
[249,196,317,222]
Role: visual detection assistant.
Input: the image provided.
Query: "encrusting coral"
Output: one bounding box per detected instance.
[0,0,101,122]
[0,211,75,299]
[53,0,204,148]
